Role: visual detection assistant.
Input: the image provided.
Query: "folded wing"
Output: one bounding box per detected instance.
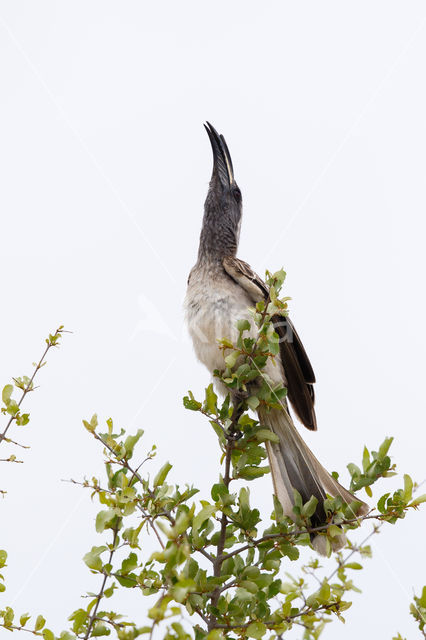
[222,256,317,430]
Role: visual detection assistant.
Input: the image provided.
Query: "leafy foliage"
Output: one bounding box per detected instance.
[1,281,425,639]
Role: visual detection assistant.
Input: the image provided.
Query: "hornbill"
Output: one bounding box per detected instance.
[184,122,368,554]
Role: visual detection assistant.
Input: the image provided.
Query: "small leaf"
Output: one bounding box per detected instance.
[2,384,13,405]
[378,437,393,460]
[247,396,260,411]
[83,546,107,572]
[183,393,202,411]
[192,505,216,533]
[207,631,225,640]
[124,429,144,459]
[35,615,46,631]
[345,562,363,570]
[254,428,279,443]
[0,550,7,567]
[302,495,318,518]
[236,319,251,333]
[403,474,413,502]
[409,494,426,508]
[154,462,172,487]
[377,493,390,514]
[20,613,30,627]
[204,384,218,414]
[224,351,238,369]
[246,621,267,639]
[95,510,116,533]
[237,466,270,480]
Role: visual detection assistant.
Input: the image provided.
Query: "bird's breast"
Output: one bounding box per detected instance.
[184,273,254,374]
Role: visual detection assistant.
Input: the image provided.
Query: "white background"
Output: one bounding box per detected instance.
[1,2,425,638]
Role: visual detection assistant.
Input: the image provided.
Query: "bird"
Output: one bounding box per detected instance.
[184,122,368,554]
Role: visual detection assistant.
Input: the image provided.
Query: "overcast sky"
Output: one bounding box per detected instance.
[1,2,426,639]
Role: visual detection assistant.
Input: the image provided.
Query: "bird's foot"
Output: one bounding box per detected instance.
[233,388,249,403]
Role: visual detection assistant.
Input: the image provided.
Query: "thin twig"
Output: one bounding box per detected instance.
[65,476,166,551]
[219,512,386,563]
[194,608,210,626]
[93,431,177,526]
[0,624,44,636]
[0,437,29,449]
[0,326,64,445]
[196,547,215,564]
[327,524,381,582]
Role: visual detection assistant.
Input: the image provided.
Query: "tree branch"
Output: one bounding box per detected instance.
[212,600,343,630]
[208,431,235,630]
[83,523,120,639]
[219,512,383,563]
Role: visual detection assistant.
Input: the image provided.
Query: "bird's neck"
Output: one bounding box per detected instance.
[197,209,240,266]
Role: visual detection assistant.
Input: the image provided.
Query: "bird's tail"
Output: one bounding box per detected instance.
[258,405,369,555]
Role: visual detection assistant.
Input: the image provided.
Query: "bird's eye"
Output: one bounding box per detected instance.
[233,187,242,203]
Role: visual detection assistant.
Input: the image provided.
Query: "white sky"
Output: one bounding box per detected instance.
[1,2,426,638]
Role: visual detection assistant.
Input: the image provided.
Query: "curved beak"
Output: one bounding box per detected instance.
[204,121,235,187]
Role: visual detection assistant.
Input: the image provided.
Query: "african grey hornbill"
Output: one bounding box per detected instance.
[184,122,368,554]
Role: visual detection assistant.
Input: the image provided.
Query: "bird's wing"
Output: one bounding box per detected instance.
[223,256,317,431]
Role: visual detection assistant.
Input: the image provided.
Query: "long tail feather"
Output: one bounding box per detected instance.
[258,405,369,554]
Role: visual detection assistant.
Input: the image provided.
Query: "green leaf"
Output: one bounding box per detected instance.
[211,483,228,501]
[20,613,30,627]
[317,581,331,602]
[362,446,370,472]
[69,608,88,633]
[377,493,390,514]
[95,509,116,533]
[409,494,426,508]
[378,437,393,460]
[121,552,138,574]
[183,392,202,411]
[254,428,279,443]
[92,622,111,636]
[345,562,363,570]
[204,384,218,414]
[224,351,239,369]
[154,462,172,487]
[418,586,426,608]
[403,474,413,502]
[42,630,55,640]
[237,466,270,480]
[2,384,13,405]
[0,549,7,567]
[302,495,318,518]
[236,318,251,332]
[192,505,216,533]
[207,631,225,640]
[83,546,107,572]
[246,621,267,639]
[83,414,98,433]
[35,615,46,631]
[124,429,144,458]
[247,396,260,410]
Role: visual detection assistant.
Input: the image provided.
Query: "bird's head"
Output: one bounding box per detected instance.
[200,122,242,260]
